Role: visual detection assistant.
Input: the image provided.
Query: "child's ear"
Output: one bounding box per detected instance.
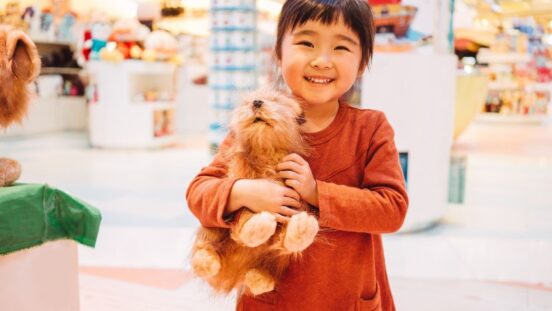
[7,30,41,82]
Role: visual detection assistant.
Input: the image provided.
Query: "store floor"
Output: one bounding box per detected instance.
[1,118,552,310]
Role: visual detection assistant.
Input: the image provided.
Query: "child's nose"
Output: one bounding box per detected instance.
[310,53,332,69]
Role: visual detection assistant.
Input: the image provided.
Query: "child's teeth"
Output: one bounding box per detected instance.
[307,77,331,84]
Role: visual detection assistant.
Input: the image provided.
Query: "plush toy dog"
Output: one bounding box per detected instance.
[0,25,41,186]
[191,88,319,295]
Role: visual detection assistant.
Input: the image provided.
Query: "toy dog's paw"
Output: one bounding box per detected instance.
[0,158,21,187]
[283,212,319,252]
[238,211,277,247]
[244,269,275,296]
[191,248,221,278]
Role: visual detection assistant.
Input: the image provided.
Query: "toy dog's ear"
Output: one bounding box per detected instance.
[7,29,40,82]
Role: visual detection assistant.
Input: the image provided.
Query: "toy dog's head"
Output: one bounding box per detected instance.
[230,88,307,156]
[0,25,41,128]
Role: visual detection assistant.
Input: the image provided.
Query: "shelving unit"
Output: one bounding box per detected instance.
[87,60,179,148]
[477,48,550,122]
[208,0,258,151]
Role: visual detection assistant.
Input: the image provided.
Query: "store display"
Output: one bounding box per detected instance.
[369,0,417,38]
[87,60,179,148]
[208,0,258,151]
[104,18,150,61]
[143,30,182,63]
[361,53,457,231]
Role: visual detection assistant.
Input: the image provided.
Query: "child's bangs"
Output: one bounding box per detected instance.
[284,1,356,32]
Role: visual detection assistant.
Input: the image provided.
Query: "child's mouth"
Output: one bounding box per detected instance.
[304,76,334,84]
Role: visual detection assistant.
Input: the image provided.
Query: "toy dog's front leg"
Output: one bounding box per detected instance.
[231,209,277,248]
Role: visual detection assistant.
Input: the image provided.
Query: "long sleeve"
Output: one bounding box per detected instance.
[186,135,239,228]
[317,113,408,234]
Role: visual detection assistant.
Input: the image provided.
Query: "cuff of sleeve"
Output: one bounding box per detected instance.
[216,178,241,228]
[316,180,334,228]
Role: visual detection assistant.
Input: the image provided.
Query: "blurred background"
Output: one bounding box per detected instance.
[0,0,551,310]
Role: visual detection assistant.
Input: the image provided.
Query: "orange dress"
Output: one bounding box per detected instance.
[187,103,408,311]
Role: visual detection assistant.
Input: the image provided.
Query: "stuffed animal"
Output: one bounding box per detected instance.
[0,25,41,186]
[105,18,149,60]
[190,88,319,296]
[142,30,181,64]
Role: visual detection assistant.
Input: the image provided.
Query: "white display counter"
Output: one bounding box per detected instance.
[0,240,80,311]
[87,61,178,149]
[361,52,457,232]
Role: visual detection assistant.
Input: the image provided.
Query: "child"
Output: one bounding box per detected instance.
[186,0,408,310]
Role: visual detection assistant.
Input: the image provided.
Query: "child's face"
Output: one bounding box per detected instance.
[278,17,363,109]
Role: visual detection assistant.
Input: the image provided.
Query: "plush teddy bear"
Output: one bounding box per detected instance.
[191,88,319,296]
[0,25,41,187]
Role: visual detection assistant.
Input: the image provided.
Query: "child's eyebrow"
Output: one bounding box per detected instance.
[292,29,318,37]
[292,29,358,46]
[335,34,359,46]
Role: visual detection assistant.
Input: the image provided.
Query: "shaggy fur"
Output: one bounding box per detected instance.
[0,25,40,128]
[0,25,40,187]
[191,89,319,296]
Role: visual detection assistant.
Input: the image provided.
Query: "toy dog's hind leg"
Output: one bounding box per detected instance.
[191,227,226,278]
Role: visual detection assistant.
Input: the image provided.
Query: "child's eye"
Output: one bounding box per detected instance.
[295,41,314,48]
[335,46,351,52]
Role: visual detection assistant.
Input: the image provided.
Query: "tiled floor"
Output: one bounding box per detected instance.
[1,117,552,310]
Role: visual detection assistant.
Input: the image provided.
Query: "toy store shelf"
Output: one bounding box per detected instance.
[40,67,81,75]
[133,101,175,110]
[477,49,531,64]
[31,37,74,46]
[527,82,552,92]
[475,112,548,124]
[87,60,177,75]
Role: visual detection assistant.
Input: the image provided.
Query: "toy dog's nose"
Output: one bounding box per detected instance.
[253,100,263,108]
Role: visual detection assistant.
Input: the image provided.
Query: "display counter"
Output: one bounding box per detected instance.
[361,52,457,231]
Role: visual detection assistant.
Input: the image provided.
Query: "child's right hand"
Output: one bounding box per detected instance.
[227,179,301,223]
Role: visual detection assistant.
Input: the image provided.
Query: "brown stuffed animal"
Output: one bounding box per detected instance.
[0,25,41,187]
[191,88,319,296]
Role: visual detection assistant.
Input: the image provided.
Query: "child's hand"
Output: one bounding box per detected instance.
[230,179,302,223]
[277,153,319,207]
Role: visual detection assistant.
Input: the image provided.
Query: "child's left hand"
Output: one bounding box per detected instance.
[277,153,319,207]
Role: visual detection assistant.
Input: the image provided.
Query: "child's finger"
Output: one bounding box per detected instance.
[284,178,301,190]
[278,170,299,180]
[278,205,300,216]
[274,214,289,223]
[282,153,304,164]
[277,161,302,173]
[284,187,300,201]
[282,196,301,209]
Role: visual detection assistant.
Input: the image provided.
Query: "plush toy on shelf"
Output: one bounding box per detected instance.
[103,18,150,61]
[190,89,319,296]
[142,30,182,64]
[0,26,41,187]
